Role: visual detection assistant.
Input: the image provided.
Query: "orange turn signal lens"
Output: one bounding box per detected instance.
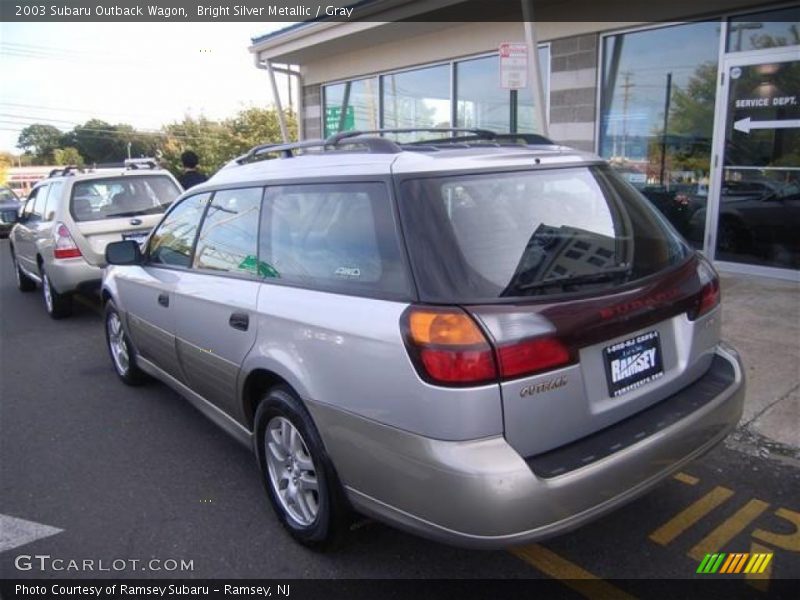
[408,310,487,346]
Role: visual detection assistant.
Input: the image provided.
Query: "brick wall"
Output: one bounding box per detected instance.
[548,34,598,152]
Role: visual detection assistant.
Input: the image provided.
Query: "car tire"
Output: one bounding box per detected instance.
[254,386,349,550]
[717,219,749,255]
[41,267,72,319]
[104,300,146,386]
[11,248,35,292]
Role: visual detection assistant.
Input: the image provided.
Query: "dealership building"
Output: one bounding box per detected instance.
[249,0,799,280]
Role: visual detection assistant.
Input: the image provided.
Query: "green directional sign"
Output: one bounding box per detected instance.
[325,106,355,136]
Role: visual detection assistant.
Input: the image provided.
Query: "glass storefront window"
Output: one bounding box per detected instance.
[714,58,800,269]
[599,21,720,246]
[323,77,379,137]
[455,46,549,133]
[323,48,551,142]
[727,8,800,52]
[382,64,451,140]
[456,56,510,132]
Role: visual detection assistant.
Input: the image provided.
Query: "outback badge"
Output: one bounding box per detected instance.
[520,375,567,397]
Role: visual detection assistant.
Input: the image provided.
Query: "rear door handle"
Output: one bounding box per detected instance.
[229,312,249,331]
[157,293,169,307]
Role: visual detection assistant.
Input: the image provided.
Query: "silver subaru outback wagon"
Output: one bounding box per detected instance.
[102,129,745,549]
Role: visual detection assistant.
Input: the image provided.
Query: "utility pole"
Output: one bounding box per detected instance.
[659,72,672,187]
[620,71,635,159]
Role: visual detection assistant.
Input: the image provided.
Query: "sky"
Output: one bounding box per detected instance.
[0,22,292,153]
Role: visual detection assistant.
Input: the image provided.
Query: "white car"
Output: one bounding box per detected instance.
[9,160,182,318]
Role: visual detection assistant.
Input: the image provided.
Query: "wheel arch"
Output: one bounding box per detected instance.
[241,368,293,432]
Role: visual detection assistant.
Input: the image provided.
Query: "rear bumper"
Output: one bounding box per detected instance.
[45,258,102,295]
[312,343,744,549]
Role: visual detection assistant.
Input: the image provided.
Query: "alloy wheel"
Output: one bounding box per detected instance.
[265,416,320,527]
[107,311,130,375]
[42,274,53,313]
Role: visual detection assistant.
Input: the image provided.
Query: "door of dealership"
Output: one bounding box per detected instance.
[705,44,799,279]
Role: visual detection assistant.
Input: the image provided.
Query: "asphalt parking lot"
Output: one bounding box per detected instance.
[0,239,798,595]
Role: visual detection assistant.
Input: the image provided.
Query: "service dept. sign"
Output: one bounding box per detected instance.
[499,42,528,90]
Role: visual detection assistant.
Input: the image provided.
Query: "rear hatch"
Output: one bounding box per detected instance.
[398,163,721,458]
[69,174,180,265]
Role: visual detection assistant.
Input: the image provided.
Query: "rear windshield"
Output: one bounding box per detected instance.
[0,188,19,203]
[70,175,180,222]
[399,165,690,303]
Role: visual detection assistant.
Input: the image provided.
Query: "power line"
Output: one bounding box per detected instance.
[0,100,194,122]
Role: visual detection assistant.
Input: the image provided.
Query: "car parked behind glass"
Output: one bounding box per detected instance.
[102,130,745,550]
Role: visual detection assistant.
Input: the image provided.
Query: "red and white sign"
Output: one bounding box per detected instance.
[499,42,528,90]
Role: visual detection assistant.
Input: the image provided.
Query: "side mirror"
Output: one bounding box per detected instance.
[106,240,143,266]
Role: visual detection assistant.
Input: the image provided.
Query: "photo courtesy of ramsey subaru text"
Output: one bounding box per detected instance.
[9,160,181,318]
[100,129,745,549]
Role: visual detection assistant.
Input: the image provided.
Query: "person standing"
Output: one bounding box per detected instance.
[178,150,208,189]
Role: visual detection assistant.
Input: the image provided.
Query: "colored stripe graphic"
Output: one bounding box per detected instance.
[719,554,737,573]
[698,553,773,574]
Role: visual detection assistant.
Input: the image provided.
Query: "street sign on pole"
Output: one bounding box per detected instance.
[499,42,528,90]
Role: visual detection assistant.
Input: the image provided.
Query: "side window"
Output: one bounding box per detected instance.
[42,182,63,222]
[193,188,262,276]
[260,182,409,297]
[29,185,47,221]
[22,188,39,217]
[147,194,209,267]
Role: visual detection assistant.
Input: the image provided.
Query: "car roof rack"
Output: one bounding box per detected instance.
[235,128,556,165]
[124,158,159,170]
[235,134,402,164]
[48,165,83,178]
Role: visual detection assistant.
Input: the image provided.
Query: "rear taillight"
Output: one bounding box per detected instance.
[53,223,82,259]
[496,336,571,379]
[402,307,573,386]
[690,255,720,320]
[402,308,497,385]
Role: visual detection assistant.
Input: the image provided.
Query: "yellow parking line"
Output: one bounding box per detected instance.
[649,486,734,546]
[511,544,637,600]
[688,499,769,561]
[753,507,800,551]
[673,472,699,485]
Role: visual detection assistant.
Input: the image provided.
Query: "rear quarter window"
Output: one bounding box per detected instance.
[259,182,410,299]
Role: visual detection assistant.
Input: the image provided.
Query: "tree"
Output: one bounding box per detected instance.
[159,107,297,177]
[53,147,84,166]
[669,62,717,141]
[16,124,64,163]
[70,119,128,164]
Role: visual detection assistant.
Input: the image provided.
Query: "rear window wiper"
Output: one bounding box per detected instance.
[104,208,156,218]
[513,265,634,293]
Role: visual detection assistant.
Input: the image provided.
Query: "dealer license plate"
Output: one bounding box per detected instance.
[603,331,664,397]
[122,231,148,245]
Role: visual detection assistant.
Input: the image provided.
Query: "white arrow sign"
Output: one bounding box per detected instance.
[0,514,63,553]
[734,117,800,134]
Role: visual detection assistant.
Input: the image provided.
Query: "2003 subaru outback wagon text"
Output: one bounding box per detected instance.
[102,129,745,549]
